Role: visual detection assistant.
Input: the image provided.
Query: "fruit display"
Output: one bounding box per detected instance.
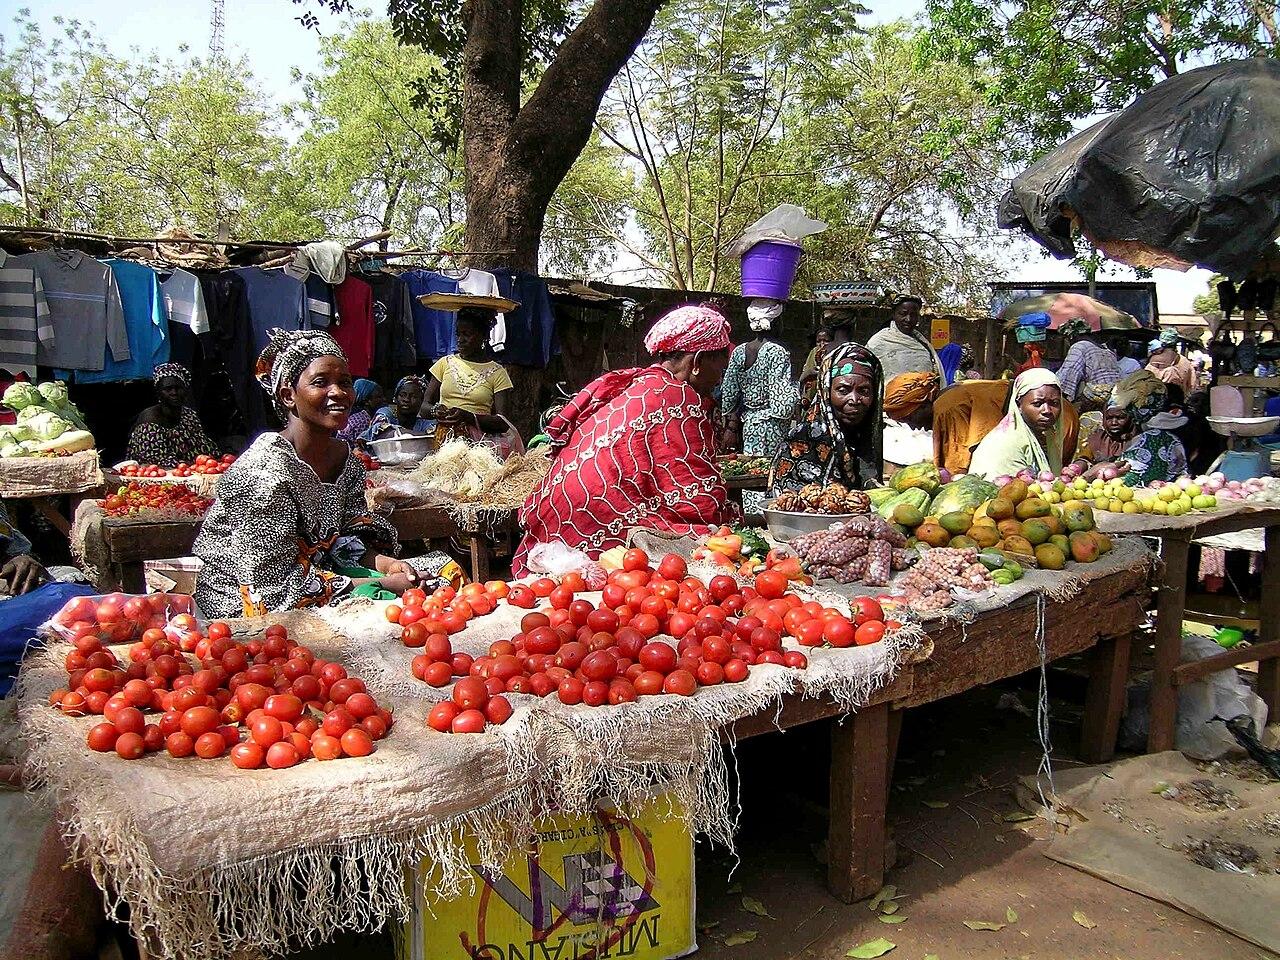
[49,606,391,767]
[117,454,236,479]
[886,461,948,495]
[891,548,996,612]
[52,593,196,645]
[771,482,872,515]
[0,380,94,458]
[719,455,770,479]
[100,481,212,519]
[686,525,809,581]
[788,515,913,586]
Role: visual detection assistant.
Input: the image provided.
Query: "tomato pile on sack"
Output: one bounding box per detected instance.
[117,454,236,479]
[385,549,898,731]
[100,481,213,519]
[48,593,391,768]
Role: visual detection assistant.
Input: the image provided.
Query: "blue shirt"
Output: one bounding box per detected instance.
[67,259,169,382]
[232,267,306,355]
[403,271,459,363]
[493,270,558,368]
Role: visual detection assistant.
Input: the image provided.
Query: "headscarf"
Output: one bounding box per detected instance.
[1109,370,1186,430]
[770,342,884,491]
[254,328,347,418]
[153,362,191,387]
[883,372,939,420]
[643,305,732,355]
[1158,328,1179,347]
[392,375,426,399]
[968,368,1066,478]
[353,378,379,406]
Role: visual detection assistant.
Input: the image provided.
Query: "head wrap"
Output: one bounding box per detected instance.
[393,375,426,400]
[770,342,884,492]
[1159,328,1179,347]
[1017,311,1051,329]
[643,305,732,355]
[152,362,191,387]
[254,328,347,418]
[1108,370,1184,429]
[968,368,1066,478]
[883,372,940,420]
[353,378,379,406]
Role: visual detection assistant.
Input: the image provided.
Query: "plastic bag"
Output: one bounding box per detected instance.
[728,203,828,257]
[45,592,198,646]
[525,542,607,589]
[1120,633,1270,760]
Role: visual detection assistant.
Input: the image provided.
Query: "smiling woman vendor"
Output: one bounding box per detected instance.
[193,329,423,618]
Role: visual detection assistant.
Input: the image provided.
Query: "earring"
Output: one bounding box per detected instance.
[692,367,701,378]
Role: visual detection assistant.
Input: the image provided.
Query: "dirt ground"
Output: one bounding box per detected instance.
[297,668,1276,960]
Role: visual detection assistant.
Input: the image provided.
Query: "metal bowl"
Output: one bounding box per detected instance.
[763,504,861,542]
[367,434,437,466]
[1207,416,1280,438]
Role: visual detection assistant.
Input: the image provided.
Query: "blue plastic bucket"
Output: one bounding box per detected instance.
[741,241,802,299]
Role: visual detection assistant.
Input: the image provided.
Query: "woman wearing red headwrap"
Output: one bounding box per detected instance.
[514,305,734,575]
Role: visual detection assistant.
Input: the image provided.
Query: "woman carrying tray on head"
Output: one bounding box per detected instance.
[194,330,455,619]
[422,307,522,457]
[513,305,735,575]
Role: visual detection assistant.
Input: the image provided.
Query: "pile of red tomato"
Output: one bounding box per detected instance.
[387,550,896,726]
[118,454,235,479]
[50,595,391,768]
[101,481,212,519]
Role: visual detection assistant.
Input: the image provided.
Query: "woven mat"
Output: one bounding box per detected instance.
[0,451,102,498]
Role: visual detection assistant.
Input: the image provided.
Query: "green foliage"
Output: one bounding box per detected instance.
[1192,274,1228,315]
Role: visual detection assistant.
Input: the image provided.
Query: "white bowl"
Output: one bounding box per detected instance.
[1207,416,1280,438]
[367,434,436,465]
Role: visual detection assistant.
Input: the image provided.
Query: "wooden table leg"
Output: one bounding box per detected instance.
[1148,534,1190,754]
[1080,631,1131,763]
[118,561,146,594]
[30,496,71,536]
[468,536,490,584]
[1257,526,1280,719]
[828,702,889,902]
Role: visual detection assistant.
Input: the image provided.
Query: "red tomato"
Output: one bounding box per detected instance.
[630,613,661,639]
[757,650,786,665]
[484,695,514,725]
[695,661,724,686]
[427,702,460,732]
[662,669,697,696]
[528,672,557,697]
[451,652,474,677]
[194,731,226,759]
[507,586,536,609]
[795,619,826,647]
[854,621,885,646]
[338,727,375,756]
[165,731,194,757]
[115,732,145,760]
[264,693,303,723]
[622,548,650,572]
[311,734,343,760]
[579,651,617,683]
[823,618,856,648]
[638,641,677,674]
[548,586,575,611]
[601,584,626,608]
[452,677,490,711]
[265,742,301,769]
[585,608,619,634]
[86,722,119,752]
[723,659,749,683]
[450,709,487,734]
[328,678,366,705]
[524,626,560,656]
[250,715,285,746]
[402,588,427,606]
[608,678,638,704]
[400,622,427,648]
[142,724,165,752]
[708,575,738,603]
[344,692,378,720]
[360,715,388,740]
[656,554,687,582]
[851,596,885,626]
[581,680,609,707]
[783,651,809,669]
[529,578,556,598]
[557,677,584,705]
[519,612,550,633]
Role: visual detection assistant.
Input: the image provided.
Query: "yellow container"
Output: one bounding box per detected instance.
[403,795,696,960]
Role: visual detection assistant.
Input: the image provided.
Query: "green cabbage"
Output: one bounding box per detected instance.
[2,382,42,411]
[37,381,68,406]
[15,405,47,423]
[21,410,70,441]
[0,423,32,444]
[0,443,22,458]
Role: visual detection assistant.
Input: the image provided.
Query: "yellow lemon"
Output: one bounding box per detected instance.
[1122,501,1141,514]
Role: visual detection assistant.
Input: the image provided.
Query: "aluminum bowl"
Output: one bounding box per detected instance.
[763,504,861,542]
[367,434,437,466]
[1207,416,1280,438]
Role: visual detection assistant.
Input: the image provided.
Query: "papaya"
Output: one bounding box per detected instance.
[939,510,974,535]
[929,475,998,516]
[892,503,925,528]
[865,487,898,508]
[967,525,1000,548]
[1014,497,1051,520]
[978,550,1007,571]
[889,461,942,495]
[997,518,1024,539]
[877,488,932,521]
[915,521,951,548]
[986,497,1015,521]
[1020,518,1052,546]
[999,479,1029,505]
[1003,535,1034,556]
[1063,503,1096,532]
[1040,514,1065,536]
[1068,530,1099,563]
[1034,543,1066,570]
[949,535,977,550]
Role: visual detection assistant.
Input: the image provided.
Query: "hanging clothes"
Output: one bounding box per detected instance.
[66,259,168,383]
[304,275,336,330]
[493,270,557,367]
[162,268,210,368]
[403,270,459,363]
[193,269,255,440]
[0,250,53,379]
[332,276,375,378]
[454,268,507,353]
[364,271,417,382]
[18,249,129,372]
[231,267,306,355]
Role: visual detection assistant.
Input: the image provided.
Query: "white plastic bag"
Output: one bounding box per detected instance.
[525,541,606,589]
[728,203,828,257]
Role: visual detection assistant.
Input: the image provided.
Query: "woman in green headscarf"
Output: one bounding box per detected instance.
[968,368,1068,479]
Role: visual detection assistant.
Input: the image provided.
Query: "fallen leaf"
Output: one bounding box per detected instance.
[923,800,950,809]
[1006,907,1019,923]
[846,938,896,958]
[879,915,908,925]
[867,884,897,910]
[1002,811,1036,823]
[1155,913,1169,921]
[924,955,940,960]
[697,920,721,933]
[880,902,899,915]
[726,882,742,894]
[1073,911,1097,930]
[724,930,757,946]
[963,920,1006,931]
[741,896,774,919]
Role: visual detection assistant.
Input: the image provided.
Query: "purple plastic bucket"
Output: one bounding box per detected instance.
[740,241,802,299]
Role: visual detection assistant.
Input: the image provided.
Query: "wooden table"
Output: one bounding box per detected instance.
[89,505,517,591]
[724,473,767,509]
[730,558,1151,902]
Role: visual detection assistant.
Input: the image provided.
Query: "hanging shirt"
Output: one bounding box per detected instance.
[493,270,557,368]
[18,249,129,372]
[304,275,336,330]
[0,251,53,379]
[232,267,307,355]
[332,276,374,377]
[194,269,255,438]
[69,259,169,382]
[162,268,210,336]
[455,268,507,353]
[403,271,459,363]
[364,272,417,381]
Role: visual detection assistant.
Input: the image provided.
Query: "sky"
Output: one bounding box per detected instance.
[4,0,1213,312]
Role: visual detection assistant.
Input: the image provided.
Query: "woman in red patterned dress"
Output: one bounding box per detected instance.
[514,306,734,575]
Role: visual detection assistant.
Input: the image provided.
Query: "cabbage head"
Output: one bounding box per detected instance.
[0,423,32,444]
[2,382,42,411]
[0,443,22,458]
[22,411,70,441]
[37,381,69,406]
[16,405,49,423]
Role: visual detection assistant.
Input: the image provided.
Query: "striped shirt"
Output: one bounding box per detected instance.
[0,251,53,378]
[16,249,129,372]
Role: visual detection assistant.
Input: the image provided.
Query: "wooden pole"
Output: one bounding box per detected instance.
[1148,533,1191,752]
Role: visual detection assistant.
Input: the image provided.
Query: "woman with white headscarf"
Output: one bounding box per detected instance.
[968,369,1069,479]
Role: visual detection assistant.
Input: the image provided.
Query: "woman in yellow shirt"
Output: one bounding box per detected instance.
[423,307,523,455]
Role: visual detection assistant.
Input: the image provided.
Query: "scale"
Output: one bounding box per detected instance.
[1206,416,1280,480]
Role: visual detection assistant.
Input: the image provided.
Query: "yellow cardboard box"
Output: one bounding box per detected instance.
[404,795,695,960]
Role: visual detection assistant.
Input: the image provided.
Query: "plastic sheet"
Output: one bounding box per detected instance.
[999,58,1280,278]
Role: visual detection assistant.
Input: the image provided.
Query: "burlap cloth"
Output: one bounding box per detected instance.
[0,451,102,498]
[103,470,221,498]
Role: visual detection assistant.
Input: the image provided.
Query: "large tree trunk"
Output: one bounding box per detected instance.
[461,0,666,270]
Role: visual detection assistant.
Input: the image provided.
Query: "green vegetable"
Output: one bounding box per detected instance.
[0,423,31,444]
[0,443,22,458]
[929,474,999,516]
[734,525,770,558]
[36,381,68,406]
[21,410,70,441]
[876,488,931,521]
[865,487,898,508]
[2,382,41,410]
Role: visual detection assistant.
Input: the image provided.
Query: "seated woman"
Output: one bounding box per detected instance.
[1087,372,1189,486]
[125,363,220,468]
[336,378,383,445]
[771,343,885,492]
[194,330,430,619]
[1074,398,1136,467]
[968,369,1069,479]
[933,378,1081,476]
[513,305,734,575]
[365,375,435,441]
[423,307,521,456]
[882,371,938,470]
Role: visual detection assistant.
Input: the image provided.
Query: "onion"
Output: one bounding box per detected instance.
[938,468,952,484]
[995,475,1011,486]
[1038,470,1055,483]
[1017,470,1035,483]
[1210,472,1226,483]
[1205,480,1222,492]
[1100,467,1118,481]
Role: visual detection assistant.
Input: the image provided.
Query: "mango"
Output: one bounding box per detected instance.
[1090,531,1113,555]
[997,518,1023,539]
[939,510,974,535]
[999,480,1029,505]
[1068,530,1099,563]
[1063,503,1096,533]
[1020,518,1053,546]
[892,503,924,528]
[1014,497,1051,520]
[986,497,1015,521]
[915,521,951,548]
[1040,513,1065,536]
[1050,534,1070,554]
[1003,535,1034,556]
[1034,543,1066,570]
[949,535,977,550]
[991,569,1017,586]
[967,525,1001,548]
